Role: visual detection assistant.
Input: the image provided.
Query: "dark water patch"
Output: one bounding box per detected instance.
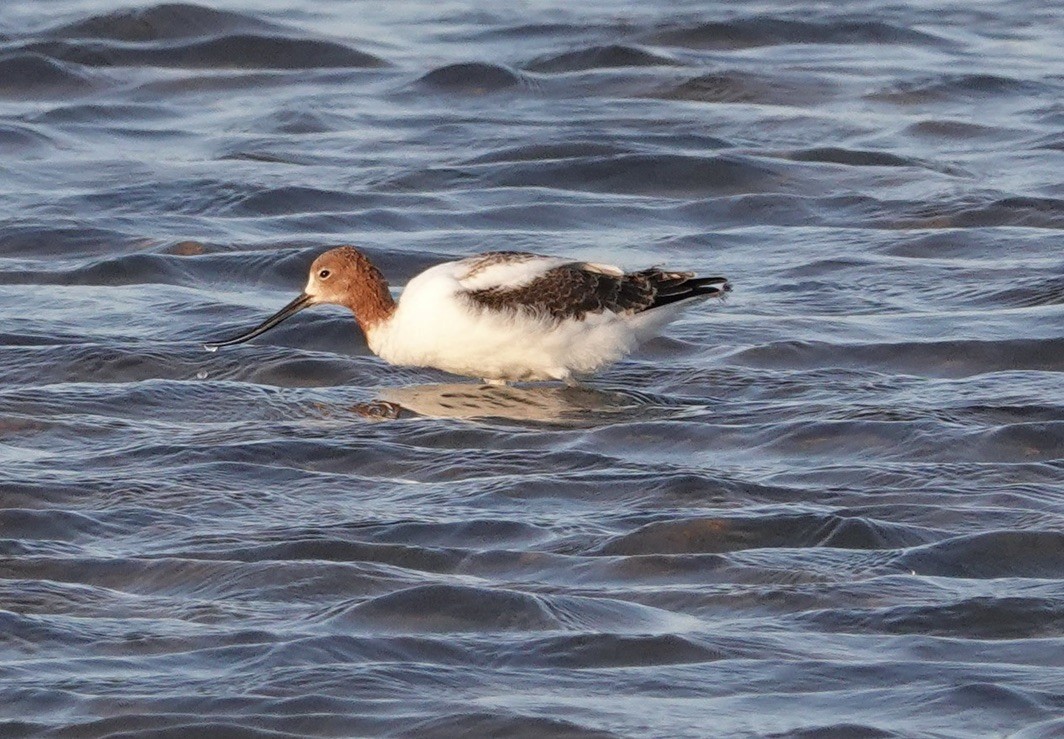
[904,118,1020,141]
[463,468,796,512]
[807,596,1064,639]
[448,19,627,44]
[0,248,323,296]
[898,531,1064,579]
[184,248,319,289]
[965,421,1064,464]
[405,154,792,197]
[59,253,196,287]
[1029,132,1064,152]
[0,508,122,542]
[1013,718,1064,739]
[328,583,691,634]
[164,240,211,256]
[68,178,257,217]
[129,70,305,96]
[980,276,1064,309]
[880,229,1062,260]
[871,196,1064,230]
[244,206,452,236]
[643,17,947,50]
[462,141,631,165]
[328,584,559,632]
[671,193,826,227]
[722,547,895,583]
[943,197,1064,229]
[0,122,55,153]
[223,186,373,217]
[22,34,387,70]
[354,519,549,548]
[766,724,899,739]
[597,513,928,555]
[46,3,280,42]
[0,574,229,622]
[0,553,400,605]
[0,538,88,558]
[656,70,836,107]
[734,338,1064,377]
[515,632,726,669]
[941,401,1064,428]
[0,477,109,510]
[150,34,387,70]
[0,344,361,391]
[217,347,375,387]
[0,611,111,653]
[525,44,679,73]
[868,73,1052,104]
[7,40,118,68]
[918,683,1062,731]
[1028,100,1064,127]
[821,395,1064,434]
[251,108,347,135]
[783,147,930,169]
[78,720,333,738]
[217,149,315,166]
[403,712,618,739]
[778,256,875,278]
[348,440,638,485]
[0,52,96,97]
[205,539,464,574]
[74,433,436,484]
[417,62,525,93]
[0,356,356,410]
[556,551,741,587]
[28,101,175,125]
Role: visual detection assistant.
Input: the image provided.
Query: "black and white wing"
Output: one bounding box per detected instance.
[457,251,729,321]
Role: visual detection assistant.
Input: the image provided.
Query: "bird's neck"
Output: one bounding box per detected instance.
[346,275,397,338]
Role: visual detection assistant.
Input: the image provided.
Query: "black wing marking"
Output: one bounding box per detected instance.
[465,263,730,321]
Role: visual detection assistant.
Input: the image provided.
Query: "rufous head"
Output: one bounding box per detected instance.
[302,247,387,309]
[204,246,394,351]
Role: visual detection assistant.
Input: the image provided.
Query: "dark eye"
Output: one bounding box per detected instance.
[318,269,331,279]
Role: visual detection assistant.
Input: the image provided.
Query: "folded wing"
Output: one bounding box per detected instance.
[459,251,729,321]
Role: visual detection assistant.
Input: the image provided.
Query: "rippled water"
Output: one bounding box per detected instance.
[1,1,1062,736]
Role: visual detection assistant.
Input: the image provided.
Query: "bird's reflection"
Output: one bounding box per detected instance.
[369,382,654,425]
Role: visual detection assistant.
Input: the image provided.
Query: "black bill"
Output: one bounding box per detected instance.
[204,293,313,350]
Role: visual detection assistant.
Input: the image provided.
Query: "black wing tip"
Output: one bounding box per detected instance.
[645,274,731,310]
[689,276,731,298]
[692,276,730,289]
[690,279,731,299]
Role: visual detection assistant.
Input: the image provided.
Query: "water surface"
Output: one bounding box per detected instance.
[0,1,1062,737]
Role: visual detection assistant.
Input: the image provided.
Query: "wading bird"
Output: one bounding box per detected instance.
[206,247,730,385]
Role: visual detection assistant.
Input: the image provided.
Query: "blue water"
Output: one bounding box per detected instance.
[0,1,1062,737]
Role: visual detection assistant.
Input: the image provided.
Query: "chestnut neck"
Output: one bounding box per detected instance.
[345,271,396,335]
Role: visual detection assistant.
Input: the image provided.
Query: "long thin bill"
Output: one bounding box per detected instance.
[204,293,313,350]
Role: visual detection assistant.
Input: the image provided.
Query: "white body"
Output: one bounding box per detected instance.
[367,255,700,383]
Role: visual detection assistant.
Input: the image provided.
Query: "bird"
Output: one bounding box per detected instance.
[205,247,730,385]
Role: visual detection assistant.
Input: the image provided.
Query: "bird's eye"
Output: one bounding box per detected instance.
[318,269,331,279]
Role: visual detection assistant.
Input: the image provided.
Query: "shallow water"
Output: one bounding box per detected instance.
[0,1,1062,736]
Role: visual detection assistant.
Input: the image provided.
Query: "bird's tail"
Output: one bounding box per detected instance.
[641,270,731,311]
